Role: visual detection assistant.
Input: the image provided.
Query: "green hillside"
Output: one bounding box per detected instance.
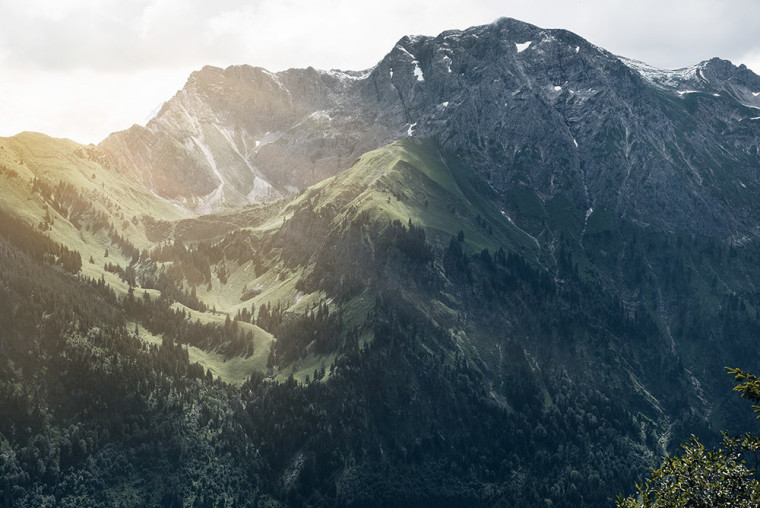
[2,133,760,506]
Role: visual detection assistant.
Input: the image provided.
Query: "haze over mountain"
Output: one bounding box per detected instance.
[2,17,760,507]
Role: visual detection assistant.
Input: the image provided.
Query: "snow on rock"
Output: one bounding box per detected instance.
[396,45,417,61]
[309,111,333,122]
[407,123,417,136]
[620,57,700,88]
[443,55,452,73]
[318,68,372,82]
[413,61,425,81]
[515,41,532,53]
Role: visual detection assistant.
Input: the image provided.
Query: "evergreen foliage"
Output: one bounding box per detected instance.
[617,369,760,507]
[4,137,760,507]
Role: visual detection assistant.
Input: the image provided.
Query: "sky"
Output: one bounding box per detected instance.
[0,0,759,145]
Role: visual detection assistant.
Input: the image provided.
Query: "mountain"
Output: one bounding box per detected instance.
[3,16,760,507]
[99,65,395,214]
[102,18,760,239]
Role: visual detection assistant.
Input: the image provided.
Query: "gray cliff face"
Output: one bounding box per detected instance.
[371,18,760,238]
[101,17,760,238]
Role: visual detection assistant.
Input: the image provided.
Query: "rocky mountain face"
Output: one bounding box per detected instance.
[397,23,760,239]
[102,18,760,238]
[100,65,397,213]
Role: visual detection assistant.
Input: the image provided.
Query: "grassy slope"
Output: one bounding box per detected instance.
[123,137,539,383]
[210,138,553,380]
[0,132,191,295]
[0,132,320,383]
[283,138,540,254]
[0,134,658,389]
[2,131,754,459]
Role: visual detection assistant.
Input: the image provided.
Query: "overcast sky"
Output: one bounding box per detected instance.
[1,0,759,144]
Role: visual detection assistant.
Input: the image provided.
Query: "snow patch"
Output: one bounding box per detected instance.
[318,68,372,82]
[585,207,594,219]
[396,45,416,60]
[751,117,760,120]
[677,90,698,96]
[390,69,393,79]
[620,57,701,88]
[309,110,332,122]
[442,55,452,73]
[412,61,424,82]
[395,44,425,80]
[515,41,531,53]
[441,102,449,108]
[754,92,760,96]
[251,131,282,154]
[407,123,417,136]
[554,86,562,91]
[712,93,720,97]
[573,138,578,148]
[575,46,580,54]
[740,181,747,189]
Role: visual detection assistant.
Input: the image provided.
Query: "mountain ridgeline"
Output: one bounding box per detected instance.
[103,17,760,237]
[2,17,760,507]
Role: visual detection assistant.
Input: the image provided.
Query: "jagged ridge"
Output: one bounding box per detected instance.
[101,17,760,242]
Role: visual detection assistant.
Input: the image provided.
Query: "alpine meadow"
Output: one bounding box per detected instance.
[4,16,760,507]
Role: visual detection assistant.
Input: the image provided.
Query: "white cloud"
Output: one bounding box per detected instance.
[0,66,190,144]
[3,0,760,72]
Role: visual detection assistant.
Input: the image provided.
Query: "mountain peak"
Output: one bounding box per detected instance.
[487,16,543,37]
[698,56,760,83]
[100,18,760,238]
